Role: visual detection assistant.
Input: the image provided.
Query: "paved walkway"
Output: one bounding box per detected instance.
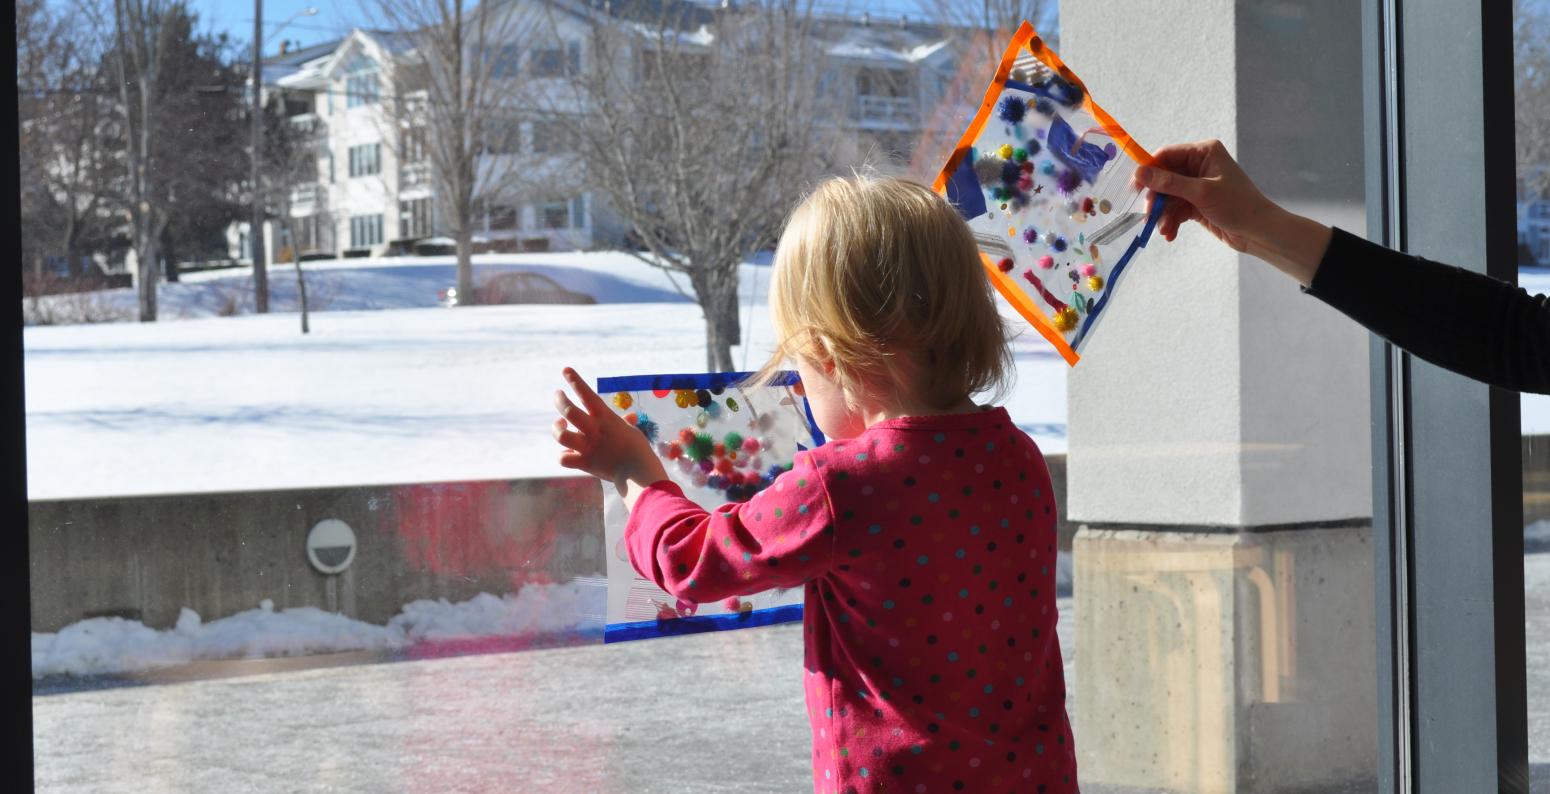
[34,569,1550,792]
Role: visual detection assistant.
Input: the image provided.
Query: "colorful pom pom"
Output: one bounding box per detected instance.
[695,389,713,408]
[1082,197,1096,215]
[742,438,761,453]
[667,442,683,460]
[1052,236,1068,252]
[997,143,1015,160]
[1038,255,1055,269]
[998,257,1014,273]
[1026,139,1042,156]
[1087,276,1105,291]
[723,432,744,451]
[998,96,1027,124]
[1079,263,1098,277]
[1053,306,1080,332]
[1023,228,1040,244]
[612,392,633,410]
[1040,161,1056,176]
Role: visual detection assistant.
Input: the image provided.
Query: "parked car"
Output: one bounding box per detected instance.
[437,271,597,307]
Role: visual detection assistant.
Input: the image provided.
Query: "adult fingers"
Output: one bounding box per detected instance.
[1134,164,1211,205]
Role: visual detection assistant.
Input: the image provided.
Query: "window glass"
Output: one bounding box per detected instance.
[345,53,379,107]
[1518,0,1550,784]
[531,43,577,77]
[21,3,1384,792]
[348,143,381,177]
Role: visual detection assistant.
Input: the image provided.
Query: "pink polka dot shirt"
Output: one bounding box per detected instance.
[625,406,1076,793]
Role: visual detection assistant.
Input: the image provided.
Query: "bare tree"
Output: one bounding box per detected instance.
[261,93,324,332]
[363,0,561,306]
[104,0,178,321]
[563,1,841,371]
[1518,0,1550,197]
[914,0,1056,62]
[18,0,115,286]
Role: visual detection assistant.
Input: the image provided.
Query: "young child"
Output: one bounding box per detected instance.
[552,175,1076,793]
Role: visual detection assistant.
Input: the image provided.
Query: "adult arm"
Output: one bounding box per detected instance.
[1306,227,1550,394]
[1133,139,1550,394]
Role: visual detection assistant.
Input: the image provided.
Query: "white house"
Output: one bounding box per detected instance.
[236,2,971,267]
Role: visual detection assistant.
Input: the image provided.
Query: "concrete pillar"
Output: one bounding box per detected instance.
[1059,2,1376,792]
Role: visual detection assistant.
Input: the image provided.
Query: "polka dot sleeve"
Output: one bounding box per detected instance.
[624,450,835,604]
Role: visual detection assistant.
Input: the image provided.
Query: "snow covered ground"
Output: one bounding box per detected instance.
[23,254,1069,500]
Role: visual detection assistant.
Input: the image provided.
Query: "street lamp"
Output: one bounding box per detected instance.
[251,5,318,314]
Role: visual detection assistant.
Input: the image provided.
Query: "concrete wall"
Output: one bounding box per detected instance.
[1061,0,1372,528]
[29,477,605,633]
[28,459,1069,635]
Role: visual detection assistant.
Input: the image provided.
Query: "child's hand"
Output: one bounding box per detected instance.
[552,367,668,496]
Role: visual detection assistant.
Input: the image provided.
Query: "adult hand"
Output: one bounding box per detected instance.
[552,367,668,497]
[1132,139,1332,286]
[1132,139,1272,249]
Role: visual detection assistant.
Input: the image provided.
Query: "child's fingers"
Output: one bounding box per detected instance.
[552,417,589,452]
[562,367,612,415]
[557,450,589,471]
[553,389,595,433]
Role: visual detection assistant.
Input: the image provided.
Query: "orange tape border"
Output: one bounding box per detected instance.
[935,21,1159,368]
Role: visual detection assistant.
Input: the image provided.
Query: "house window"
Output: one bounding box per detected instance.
[348,143,381,178]
[350,214,384,247]
[324,152,335,183]
[489,205,519,231]
[571,196,587,229]
[532,42,581,77]
[1541,235,1550,264]
[489,44,521,79]
[345,55,380,107]
[540,202,570,230]
[399,198,433,239]
[483,119,522,155]
[401,127,427,164]
[530,120,560,154]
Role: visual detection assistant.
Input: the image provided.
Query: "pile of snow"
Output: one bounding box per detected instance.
[31,580,605,680]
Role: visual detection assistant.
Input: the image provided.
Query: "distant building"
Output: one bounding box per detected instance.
[236,2,973,265]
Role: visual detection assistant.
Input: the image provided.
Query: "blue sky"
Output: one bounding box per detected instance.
[188,0,938,53]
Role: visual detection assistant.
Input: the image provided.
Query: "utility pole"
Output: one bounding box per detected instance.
[251,0,269,312]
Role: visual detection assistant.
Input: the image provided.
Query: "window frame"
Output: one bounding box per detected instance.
[1366,1,1527,791]
[347,143,382,178]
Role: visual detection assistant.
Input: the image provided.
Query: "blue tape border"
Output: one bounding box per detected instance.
[597,370,798,393]
[603,603,804,643]
[596,370,825,448]
[1071,195,1166,350]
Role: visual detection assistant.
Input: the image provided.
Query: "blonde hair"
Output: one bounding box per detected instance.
[753,174,1013,410]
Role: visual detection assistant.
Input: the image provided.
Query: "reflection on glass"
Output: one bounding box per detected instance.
[22,1,1396,791]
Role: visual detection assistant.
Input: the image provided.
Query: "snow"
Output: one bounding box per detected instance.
[23,255,1069,500]
[31,581,605,680]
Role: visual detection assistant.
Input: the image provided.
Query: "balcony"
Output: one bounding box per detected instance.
[289,182,323,208]
[400,162,432,190]
[288,112,326,140]
[855,94,918,129]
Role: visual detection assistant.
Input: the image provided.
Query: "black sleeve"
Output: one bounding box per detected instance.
[1304,226,1550,394]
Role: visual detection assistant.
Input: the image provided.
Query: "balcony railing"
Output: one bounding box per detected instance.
[288,113,326,139]
[289,182,323,207]
[855,95,918,129]
[400,162,432,189]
